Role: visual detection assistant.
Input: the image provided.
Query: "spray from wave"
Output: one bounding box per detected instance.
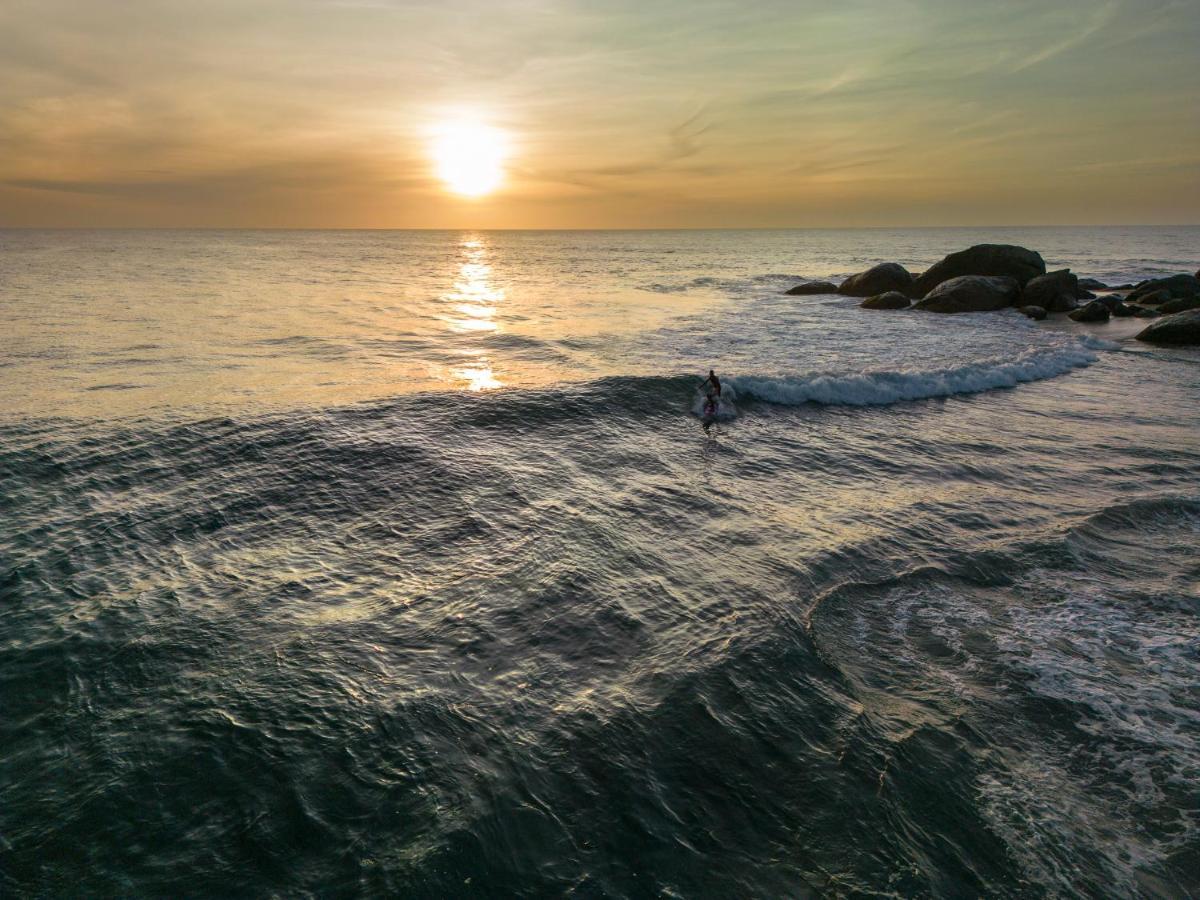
[728,340,1100,408]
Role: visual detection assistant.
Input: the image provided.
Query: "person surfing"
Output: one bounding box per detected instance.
[699,369,722,398]
[702,392,717,420]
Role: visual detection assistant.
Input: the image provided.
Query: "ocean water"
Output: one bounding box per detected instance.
[1,227,1198,897]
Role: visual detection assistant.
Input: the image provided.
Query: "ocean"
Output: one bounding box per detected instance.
[2,227,1198,897]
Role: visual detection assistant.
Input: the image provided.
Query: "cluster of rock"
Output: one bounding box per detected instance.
[784,245,1200,345]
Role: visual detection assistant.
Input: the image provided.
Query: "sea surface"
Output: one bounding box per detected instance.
[1,227,1198,897]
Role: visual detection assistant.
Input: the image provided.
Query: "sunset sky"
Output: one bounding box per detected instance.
[2,0,1197,228]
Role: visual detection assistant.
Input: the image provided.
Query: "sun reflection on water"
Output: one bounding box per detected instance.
[444,236,504,390]
[453,361,503,392]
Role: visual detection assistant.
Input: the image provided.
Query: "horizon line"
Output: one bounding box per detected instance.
[2,223,1198,233]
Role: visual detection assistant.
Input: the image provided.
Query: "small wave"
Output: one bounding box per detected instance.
[729,342,1100,408]
[84,382,145,392]
[639,275,752,294]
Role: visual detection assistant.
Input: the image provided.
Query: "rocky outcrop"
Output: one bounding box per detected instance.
[1110,301,1136,317]
[838,263,913,297]
[1019,305,1047,320]
[910,244,1046,297]
[1132,306,1160,318]
[1158,295,1200,314]
[1135,309,1200,345]
[1126,274,1200,304]
[913,275,1021,313]
[1135,290,1172,306]
[1021,269,1079,312]
[860,291,911,310]
[785,281,839,295]
[1077,278,1108,291]
[1068,300,1110,323]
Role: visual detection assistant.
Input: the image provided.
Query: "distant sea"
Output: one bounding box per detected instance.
[2,227,1198,897]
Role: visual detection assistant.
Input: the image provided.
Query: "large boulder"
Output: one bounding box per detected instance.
[1126,274,1200,304]
[910,244,1046,296]
[1021,269,1079,312]
[1136,290,1172,306]
[1077,278,1108,291]
[1068,300,1110,323]
[1136,309,1200,345]
[860,291,911,310]
[1110,301,1136,317]
[1132,306,1160,318]
[785,281,838,295]
[1158,295,1200,314]
[1019,305,1047,320]
[838,262,913,297]
[913,275,1021,313]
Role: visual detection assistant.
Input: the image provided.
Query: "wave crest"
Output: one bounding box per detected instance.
[729,343,1100,407]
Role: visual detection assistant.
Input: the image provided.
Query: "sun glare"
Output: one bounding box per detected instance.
[431,120,509,197]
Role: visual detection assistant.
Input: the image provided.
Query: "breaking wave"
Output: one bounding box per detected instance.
[729,341,1100,407]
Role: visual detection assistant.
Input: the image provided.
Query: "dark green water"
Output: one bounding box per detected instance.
[2,229,1199,897]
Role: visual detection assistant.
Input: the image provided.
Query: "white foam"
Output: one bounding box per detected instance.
[691,385,738,420]
[729,341,1100,407]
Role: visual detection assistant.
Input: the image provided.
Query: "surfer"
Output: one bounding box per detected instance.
[700,369,722,397]
[702,392,717,419]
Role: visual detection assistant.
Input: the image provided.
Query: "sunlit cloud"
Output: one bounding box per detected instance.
[0,0,1197,227]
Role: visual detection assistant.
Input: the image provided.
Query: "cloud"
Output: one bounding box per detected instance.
[1,0,1198,226]
[1009,0,1121,72]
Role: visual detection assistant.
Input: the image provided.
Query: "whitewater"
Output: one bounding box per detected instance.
[1,227,1198,897]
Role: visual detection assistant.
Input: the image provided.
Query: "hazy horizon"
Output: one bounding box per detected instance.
[3,0,1198,229]
[3,224,1199,233]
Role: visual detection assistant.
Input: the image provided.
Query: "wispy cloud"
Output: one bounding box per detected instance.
[1,0,1198,226]
[1010,0,1121,72]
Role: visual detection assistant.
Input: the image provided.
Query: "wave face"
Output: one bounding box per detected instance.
[2,228,1200,898]
[730,343,1100,407]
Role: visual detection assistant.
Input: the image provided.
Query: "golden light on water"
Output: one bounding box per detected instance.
[445,236,504,391]
[430,120,509,198]
[454,360,503,392]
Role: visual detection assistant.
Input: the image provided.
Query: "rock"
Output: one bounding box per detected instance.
[910,244,1046,296]
[1136,290,1172,306]
[1094,294,1124,309]
[1019,305,1047,320]
[1077,290,1096,300]
[860,291,911,310]
[1110,301,1136,317]
[913,275,1021,313]
[785,281,839,295]
[838,263,913,297]
[1021,269,1079,312]
[1132,307,1160,318]
[1136,309,1200,345]
[1068,300,1111,323]
[1158,295,1200,314]
[1126,274,1200,304]
[1077,278,1108,291]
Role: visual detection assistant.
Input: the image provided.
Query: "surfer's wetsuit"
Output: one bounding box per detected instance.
[703,371,722,397]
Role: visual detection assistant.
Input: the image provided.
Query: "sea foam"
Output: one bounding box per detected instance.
[728,341,1101,407]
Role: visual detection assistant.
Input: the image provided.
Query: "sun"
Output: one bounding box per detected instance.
[430,120,509,198]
